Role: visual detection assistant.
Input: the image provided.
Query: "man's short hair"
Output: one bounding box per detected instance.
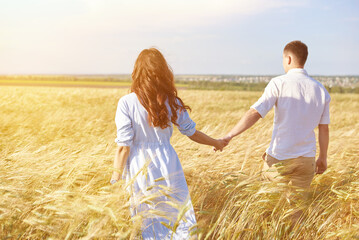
[283,40,308,66]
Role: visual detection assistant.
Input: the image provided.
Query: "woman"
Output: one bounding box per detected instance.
[110,48,225,239]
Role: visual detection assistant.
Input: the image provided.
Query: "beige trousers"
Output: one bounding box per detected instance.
[262,152,316,225]
[262,152,316,189]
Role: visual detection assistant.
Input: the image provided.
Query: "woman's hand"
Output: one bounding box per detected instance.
[213,136,231,152]
[222,135,233,145]
[110,170,121,184]
[213,139,227,152]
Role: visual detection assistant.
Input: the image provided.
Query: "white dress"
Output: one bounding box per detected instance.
[115,92,197,239]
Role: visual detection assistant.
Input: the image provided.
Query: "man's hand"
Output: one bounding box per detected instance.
[316,157,327,174]
[213,136,232,152]
[213,139,228,152]
[222,135,232,145]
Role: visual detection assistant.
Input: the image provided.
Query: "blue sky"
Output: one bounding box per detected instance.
[0,0,358,75]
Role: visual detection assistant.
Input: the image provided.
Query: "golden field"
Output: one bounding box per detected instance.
[0,86,358,239]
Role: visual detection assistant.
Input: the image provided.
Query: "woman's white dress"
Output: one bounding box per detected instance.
[115,92,197,239]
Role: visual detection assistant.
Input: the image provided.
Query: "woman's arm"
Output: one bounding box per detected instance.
[188,130,226,151]
[110,146,130,183]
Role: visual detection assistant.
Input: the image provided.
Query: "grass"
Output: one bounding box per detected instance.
[0,86,358,239]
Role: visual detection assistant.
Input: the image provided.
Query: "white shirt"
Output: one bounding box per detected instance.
[251,68,331,160]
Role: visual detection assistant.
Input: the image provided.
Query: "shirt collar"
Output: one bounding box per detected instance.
[287,68,308,75]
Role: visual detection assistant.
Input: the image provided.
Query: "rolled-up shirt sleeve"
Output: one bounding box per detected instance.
[176,106,196,137]
[114,97,134,146]
[250,79,279,118]
[319,91,331,124]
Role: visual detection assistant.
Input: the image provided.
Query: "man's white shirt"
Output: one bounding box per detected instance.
[251,68,331,160]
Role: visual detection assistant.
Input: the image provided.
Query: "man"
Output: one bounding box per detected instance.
[223,40,330,190]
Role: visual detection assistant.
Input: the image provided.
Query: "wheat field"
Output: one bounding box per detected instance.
[0,86,358,239]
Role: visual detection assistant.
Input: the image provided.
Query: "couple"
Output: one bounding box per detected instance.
[110,40,331,239]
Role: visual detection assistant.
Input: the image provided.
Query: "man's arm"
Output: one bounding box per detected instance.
[221,79,277,147]
[223,108,262,142]
[316,124,329,174]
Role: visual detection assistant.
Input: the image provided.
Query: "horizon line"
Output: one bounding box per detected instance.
[1,73,359,77]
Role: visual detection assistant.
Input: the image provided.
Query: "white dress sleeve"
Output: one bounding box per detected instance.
[176,107,196,137]
[250,79,279,118]
[115,97,134,146]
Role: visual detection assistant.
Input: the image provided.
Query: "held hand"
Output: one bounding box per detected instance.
[213,135,233,152]
[213,139,228,152]
[110,171,121,184]
[316,157,327,174]
[222,135,233,145]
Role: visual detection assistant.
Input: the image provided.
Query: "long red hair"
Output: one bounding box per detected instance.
[131,48,191,129]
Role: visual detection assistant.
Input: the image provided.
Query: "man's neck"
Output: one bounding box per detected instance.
[286,66,305,73]
[289,66,304,70]
[286,68,308,76]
